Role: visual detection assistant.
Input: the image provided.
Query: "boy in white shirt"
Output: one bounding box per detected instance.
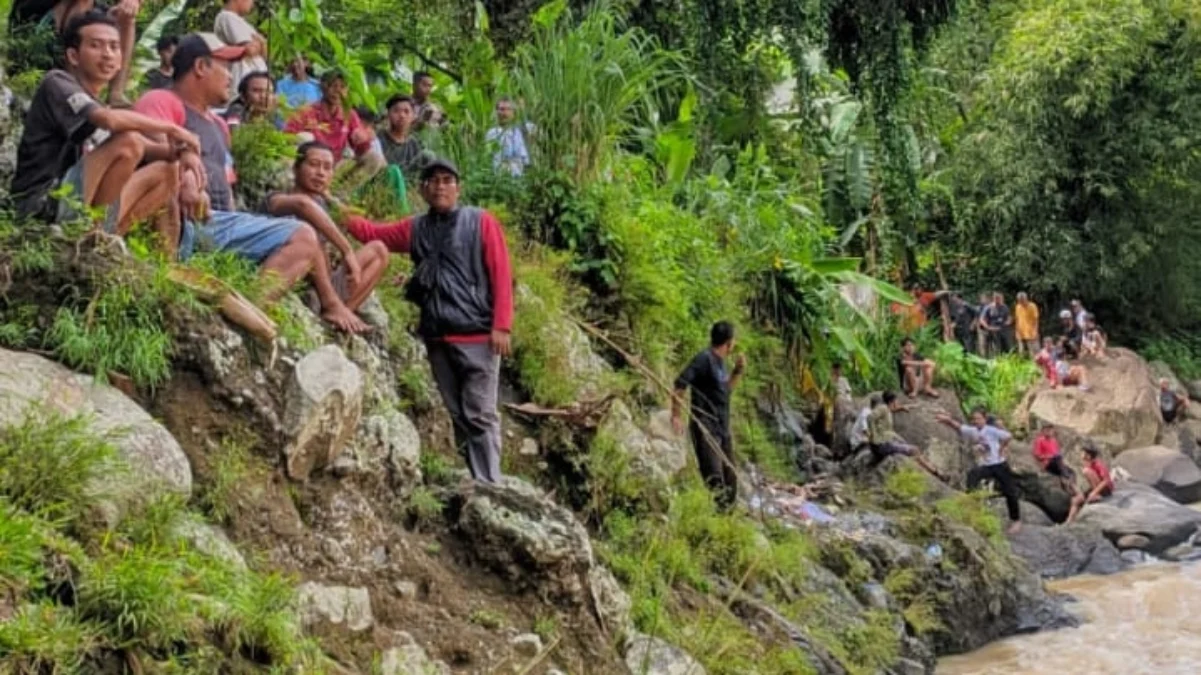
[214,0,268,96]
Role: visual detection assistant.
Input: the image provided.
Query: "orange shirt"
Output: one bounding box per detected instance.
[1015,300,1040,340]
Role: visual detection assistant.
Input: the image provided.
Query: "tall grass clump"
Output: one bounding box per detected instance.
[509,0,688,182]
[931,341,1039,417]
[0,412,117,525]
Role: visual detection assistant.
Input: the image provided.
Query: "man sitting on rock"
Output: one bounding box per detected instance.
[133,33,370,333]
[897,337,939,398]
[338,157,514,484]
[11,11,200,258]
[260,141,390,320]
[1159,378,1189,425]
[936,408,1022,534]
[1081,443,1114,504]
[1058,309,1082,359]
[866,392,944,479]
[1033,423,1084,522]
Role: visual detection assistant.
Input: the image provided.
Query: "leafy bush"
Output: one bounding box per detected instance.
[1141,336,1201,381]
[930,342,1038,418]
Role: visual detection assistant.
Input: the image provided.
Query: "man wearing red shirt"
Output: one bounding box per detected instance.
[340,158,513,483]
[284,70,384,182]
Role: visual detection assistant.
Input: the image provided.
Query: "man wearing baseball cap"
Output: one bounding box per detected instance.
[336,157,514,483]
[134,33,371,334]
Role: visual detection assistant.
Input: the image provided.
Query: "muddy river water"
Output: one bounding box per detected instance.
[938,561,1201,675]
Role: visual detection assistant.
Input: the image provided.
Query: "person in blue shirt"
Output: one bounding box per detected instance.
[276,55,320,109]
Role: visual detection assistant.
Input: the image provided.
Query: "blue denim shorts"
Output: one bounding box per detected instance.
[56,159,120,232]
[193,211,302,265]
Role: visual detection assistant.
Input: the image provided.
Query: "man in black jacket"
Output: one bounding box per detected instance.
[671,321,746,510]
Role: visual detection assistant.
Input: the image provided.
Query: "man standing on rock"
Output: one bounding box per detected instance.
[1014,292,1040,357]
[936,408,1022,534]
[340,158,514,484]
[671,321,745,511]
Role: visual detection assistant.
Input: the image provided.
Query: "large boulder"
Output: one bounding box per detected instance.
[295,582,374,632]
[625,633,707,675]
[1157,418,1201,466]
[1014,348,1160,452]
[598,401,688,486]
[889,391,976,486]
[1113,445,1201,503]
[0,349,192,503]
[1007,524,1124,578]
[282,345,363,481]
[455,477,594,600]
[1076,482,1201,554]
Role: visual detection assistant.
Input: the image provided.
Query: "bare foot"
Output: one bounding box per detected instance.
[322,305,372,334]
[923,387,941,398]
[1006,521,1022,535]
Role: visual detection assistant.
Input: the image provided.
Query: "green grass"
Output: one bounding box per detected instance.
[196,432,255,525]
[884,466,930,505]
[0,410,327,672]
[1141,335,1201,380]
[468,608,505,630]
[935,492,1005,545]
[0,412,118,525]
[405,486,445,529]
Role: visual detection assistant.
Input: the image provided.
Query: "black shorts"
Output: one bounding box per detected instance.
[870,442,913,459]
[1045,455,1073,479]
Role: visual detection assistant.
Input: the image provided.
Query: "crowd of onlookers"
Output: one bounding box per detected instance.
[6,0,534,336]
[6,1,525,484]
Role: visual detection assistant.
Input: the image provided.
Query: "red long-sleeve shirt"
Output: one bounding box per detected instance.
[344,210,513,343]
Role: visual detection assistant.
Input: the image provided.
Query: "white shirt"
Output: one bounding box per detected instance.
[959,424,1012,466]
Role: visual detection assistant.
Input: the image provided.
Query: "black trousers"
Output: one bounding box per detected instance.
[690,422,737,511]
[967,461,1021,522]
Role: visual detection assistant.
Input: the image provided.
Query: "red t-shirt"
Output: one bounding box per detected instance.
[283,102,371,159]
[1035,349,1058,385]
[1032,435,1060,465]
[1088,459,1114,491]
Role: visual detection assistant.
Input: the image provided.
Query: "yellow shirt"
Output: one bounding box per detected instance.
[1015,301,1040,340]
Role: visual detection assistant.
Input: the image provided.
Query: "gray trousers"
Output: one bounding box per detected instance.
[426,340,502,483]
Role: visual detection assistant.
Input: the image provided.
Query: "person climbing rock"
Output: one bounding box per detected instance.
[1032,424,1083,522]
[11,10,198,257]
[897,337,939,398]
[866,391,945,479]
[338,157,514,484]
[671,321,745,510]
[1081,443,1114,504]
[936,408,1022,534]
[1159,378,1189,425]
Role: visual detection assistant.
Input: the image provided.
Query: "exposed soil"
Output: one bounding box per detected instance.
[152,364,626,675]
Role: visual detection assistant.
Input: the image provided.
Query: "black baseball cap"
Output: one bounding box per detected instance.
[420,157,460,181]
[172,33,246,77]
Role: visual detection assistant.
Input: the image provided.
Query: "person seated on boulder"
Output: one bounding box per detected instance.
[223,70,283,129]
[1035,337,1090,391]
[1159,378,1189,425]
[1033,424,1083,521]
[133,33,371,334]
[866,392,945,479]
[847,395,879,459]
[1057,309,1082,359]
[936,407,1022,534]
[261,141,390,317]
[11,11,200,258]
[1081,314,1107,359]
[897,337,939,398]
[1081,443,1114,504]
